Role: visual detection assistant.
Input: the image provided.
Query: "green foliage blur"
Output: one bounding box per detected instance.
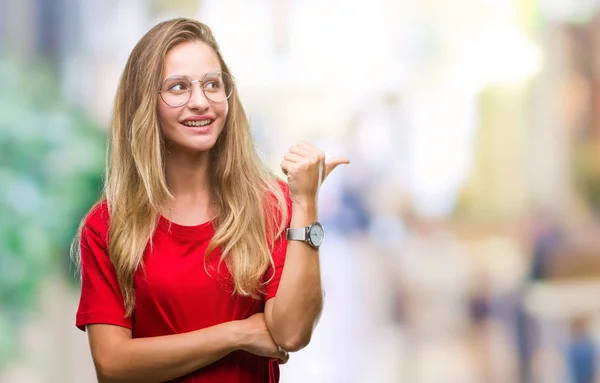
[0,58,105,369]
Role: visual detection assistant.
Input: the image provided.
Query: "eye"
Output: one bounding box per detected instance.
[204,80,222,90]
[168,82,189,93]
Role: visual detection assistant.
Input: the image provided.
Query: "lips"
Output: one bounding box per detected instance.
[181,118,213,127]
[179,115,216,133]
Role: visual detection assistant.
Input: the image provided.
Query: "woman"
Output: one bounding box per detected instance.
[73,17,348,383]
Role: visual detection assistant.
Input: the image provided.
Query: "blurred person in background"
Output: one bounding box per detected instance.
[517,209,565,382]
[72,18,348,383]
[567,317,596,383]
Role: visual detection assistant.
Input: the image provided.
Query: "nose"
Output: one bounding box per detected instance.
[186,81,210,110]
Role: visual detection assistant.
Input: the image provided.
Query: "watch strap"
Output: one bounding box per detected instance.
[286,227,308,242]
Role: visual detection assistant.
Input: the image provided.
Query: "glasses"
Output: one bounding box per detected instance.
[158,71,234,107]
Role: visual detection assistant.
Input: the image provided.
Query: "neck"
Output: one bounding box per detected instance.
[164,149,212,201]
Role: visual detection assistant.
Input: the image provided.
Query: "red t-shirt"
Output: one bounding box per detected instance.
[76,186,291,383]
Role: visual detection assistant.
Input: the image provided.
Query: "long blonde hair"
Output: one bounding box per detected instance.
[74,18,288,316]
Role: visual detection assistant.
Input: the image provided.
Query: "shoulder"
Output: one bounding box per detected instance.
[82,199,110,238]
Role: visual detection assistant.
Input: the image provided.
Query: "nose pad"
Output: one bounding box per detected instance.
[187,82,210,109]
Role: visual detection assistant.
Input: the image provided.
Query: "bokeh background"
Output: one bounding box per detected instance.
[3,0,600,382]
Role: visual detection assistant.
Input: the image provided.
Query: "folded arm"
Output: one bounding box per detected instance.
[87,313,287,383]
[264,200,324,352]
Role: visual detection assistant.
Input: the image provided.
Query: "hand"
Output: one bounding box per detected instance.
[236,313,290,364]
[280,142,350,204]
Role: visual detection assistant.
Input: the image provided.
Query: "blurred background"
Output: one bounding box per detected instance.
[3,0,600,382]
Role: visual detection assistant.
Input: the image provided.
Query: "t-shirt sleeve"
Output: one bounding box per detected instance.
[263,182,293,301]
[75,218,132,332]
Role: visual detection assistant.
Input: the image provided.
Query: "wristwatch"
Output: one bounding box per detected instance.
[286,222,325,249]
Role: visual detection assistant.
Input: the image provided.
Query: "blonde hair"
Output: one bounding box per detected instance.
[73,18,288,316]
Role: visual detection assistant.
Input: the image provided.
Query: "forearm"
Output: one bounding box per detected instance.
[268,199,324,351]
[95,321,241,383]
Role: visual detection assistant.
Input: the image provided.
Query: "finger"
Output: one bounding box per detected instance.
[297,141,316,151]
[324,157,350,178]
[290,144,323,161]
[283,152,305,163]
[280,160,294,175]
[318,159,325,186]
[269,354,289,364]
[278,353,290,364]
[277,348,290,363]
[289,145,313,157]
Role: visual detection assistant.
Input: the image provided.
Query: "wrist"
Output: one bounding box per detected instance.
[290,194,317,209]
[290,207,318,228]
[291,197,317,221]
[228,320,248,352]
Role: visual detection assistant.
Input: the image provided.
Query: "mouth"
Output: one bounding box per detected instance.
[181,119,213,128]
[180,118,215,133]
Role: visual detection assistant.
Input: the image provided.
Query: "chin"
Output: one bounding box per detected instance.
[186,138,219,153]
[165,135,219,155]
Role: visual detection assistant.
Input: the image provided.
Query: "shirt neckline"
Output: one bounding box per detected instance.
[157,215,215,240]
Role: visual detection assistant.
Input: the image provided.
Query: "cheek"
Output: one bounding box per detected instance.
[157,102,179,131]
[157,102,168,125]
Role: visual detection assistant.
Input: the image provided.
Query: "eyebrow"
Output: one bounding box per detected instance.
[163,70,222,81]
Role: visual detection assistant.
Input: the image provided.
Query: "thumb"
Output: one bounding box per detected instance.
[324,157,350,179]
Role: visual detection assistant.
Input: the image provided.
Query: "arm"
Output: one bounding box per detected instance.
[265,199,323,352]
[88,313,286,383]
[88,322,238,383]
[266,142,349,352]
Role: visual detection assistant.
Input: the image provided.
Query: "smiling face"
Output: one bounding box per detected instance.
[157,40,229,155]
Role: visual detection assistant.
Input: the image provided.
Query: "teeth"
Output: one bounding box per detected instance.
[183,120,211,127]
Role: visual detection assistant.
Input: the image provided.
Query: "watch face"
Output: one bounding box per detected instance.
[308,222,325,247]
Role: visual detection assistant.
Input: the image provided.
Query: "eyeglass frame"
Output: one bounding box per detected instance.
[157,70,234,107]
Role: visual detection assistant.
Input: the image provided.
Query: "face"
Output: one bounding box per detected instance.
[157,40,229,155]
